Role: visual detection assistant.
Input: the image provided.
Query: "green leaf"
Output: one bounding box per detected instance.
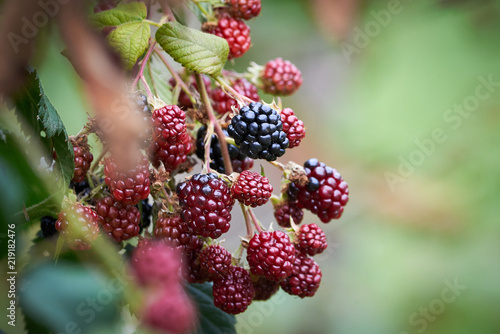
[11,68,74,185]
[187,283,236,334]
[141,55,173,104]
[156,22,229,78]
[107,21,150,70]
[19,262,122,334]
[90,2,147,29]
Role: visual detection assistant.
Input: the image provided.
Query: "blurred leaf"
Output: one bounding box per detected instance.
[141,55,173,104]
[187,283,236,334]
[19,262,122,334]
[11,68,74,185]
[156,22,229,77]
[107,21,151,70]
[90,2,147,29]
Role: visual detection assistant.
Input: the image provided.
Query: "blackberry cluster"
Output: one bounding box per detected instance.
[96,196,141,243]
[198,245,232,278]
[212,266,255,314]
[295,223,327,256]
[177,173,235,239]
[196,125,253,174]
[228,102,289,161]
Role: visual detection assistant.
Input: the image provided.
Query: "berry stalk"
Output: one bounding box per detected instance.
[216,77,254,104]
[240,202,254,238]
[195,73,233,174]
[132,41,157,94]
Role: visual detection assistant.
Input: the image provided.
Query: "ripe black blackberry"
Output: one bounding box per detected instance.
[40,216,58,238]
[70,180,91,198]
[289,159,349,222]
[138,199,152,233]
[195,125,253,174]
[212,266,255,314]
[227,102,289,161]
[177,173,235,239]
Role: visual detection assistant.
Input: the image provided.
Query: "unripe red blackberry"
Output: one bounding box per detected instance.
[152,105,187,142]
[71,137,93,183]
[295,224,327,256]
[96,196,140,243]
[227,102,289,161]
[213,266,255,314]
[289,159,349,222]
[177,173,235,239]
[55,203,100,251]
[260,58,302,96]
[203,14,251,59]
[273,200,304,228]
[280,253,322,298]
[246,230,296,281]
[131,239,182,288]
[143,287,197,334]
[104,155,150,205]
[198,245,232,278]
[149,131,194,172]
[154,214,203,253]
[226,0,261,20]
[195,126,253,174]
[280,108,305,148]
[253,276,279,301]
[211,78,259,115]
[231,170,273,207]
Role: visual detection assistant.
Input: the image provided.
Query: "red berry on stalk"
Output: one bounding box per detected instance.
[143,287,197,334]
[211,78,259,115]
[289,159,349,222]
[131,239,182,288]
[198,245,232,278]
[212,266,255,314]
[183,249,211,284]
[231,170,273,207]
[203,14,251,59]
[95,196,140,243]
[295,223,327,256]
[152,105,187,143]
[149,131,194,172]
[280,108,305,148]
[246,230,296,281]
[253,276,280,301]
[260,58,302,96]
[226,0,262,20]
[273,200,304,228]
[177,173,235,239]
[104,155,150,205]
[154,214,203,253]
[71,137,93,183]
[280,252,322,298]
[55,203,100,251]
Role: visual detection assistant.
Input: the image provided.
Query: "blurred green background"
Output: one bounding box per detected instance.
[28,0,500,333]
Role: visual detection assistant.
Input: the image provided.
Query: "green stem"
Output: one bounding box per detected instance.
[144,19,162,28]
[240,202,254,238]
[195,73,233,174]
[247,206,263,233]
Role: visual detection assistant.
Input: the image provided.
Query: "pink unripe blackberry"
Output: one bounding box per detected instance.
[55,203,100,251]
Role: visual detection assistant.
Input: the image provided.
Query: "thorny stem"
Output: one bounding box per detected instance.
[216,77,254,105]
[240,202,254,238]
[195,73,233,174]
[154,49,196,106]
[132,41,157,91]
